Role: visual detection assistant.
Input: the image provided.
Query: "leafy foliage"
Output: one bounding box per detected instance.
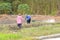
[0,0,60,15]
[17,4,30,14]
[0,2,12,14]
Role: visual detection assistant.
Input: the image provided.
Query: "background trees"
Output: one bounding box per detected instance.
[17,4,30,14]
[0,0,59,15]
[0,2,12,14]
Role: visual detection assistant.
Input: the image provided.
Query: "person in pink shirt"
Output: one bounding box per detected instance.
[17,14,23,28]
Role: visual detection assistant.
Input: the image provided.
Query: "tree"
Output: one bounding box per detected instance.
[17,4,30,14]
[0,2,12,14]
[0,0,58,15]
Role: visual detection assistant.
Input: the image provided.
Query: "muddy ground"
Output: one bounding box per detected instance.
[0,15,60,24]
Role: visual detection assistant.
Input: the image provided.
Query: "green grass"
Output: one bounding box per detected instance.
[0,33,22,40]
[0,23,60,40]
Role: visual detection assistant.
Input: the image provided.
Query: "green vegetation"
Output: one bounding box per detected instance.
[0,23,60,40]
[0,0,60,15]
[0,2,12,14]
[17,4,30,14]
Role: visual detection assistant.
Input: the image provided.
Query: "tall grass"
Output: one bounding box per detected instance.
[0,23,60,40]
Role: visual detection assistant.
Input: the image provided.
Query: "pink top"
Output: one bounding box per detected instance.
[17,16,23,24]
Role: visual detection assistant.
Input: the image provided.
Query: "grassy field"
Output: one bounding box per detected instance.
[0,23,60,40]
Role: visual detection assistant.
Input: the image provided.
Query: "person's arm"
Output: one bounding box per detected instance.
[21,16,25,23]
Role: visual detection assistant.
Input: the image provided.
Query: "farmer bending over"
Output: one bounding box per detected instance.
[25,15,31,24]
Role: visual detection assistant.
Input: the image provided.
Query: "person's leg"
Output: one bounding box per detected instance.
[27,20,29,24]
[27,19,30,24]
[17,24,22,28]
[29,18,31,23]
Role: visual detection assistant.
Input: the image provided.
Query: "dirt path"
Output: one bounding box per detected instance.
[44,38,60,40]
[0,15,60,24]
[35,33,60,40]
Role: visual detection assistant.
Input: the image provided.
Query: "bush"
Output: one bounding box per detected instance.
[17,4,30,14]
[0,2,12,14]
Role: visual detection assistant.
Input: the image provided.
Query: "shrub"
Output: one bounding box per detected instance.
[17,4,30,14]
[0,2,12,14]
